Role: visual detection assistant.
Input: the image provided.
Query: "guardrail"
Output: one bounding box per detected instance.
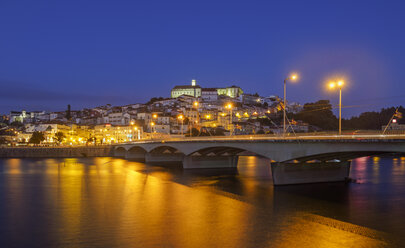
[122,131,405,144]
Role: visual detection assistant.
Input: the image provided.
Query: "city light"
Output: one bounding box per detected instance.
[177,115,184,135]
[224,103,234,135]
[193,101,199,107]
[152,114,158,119]
[329,80,344,89]
[327,79,345,135]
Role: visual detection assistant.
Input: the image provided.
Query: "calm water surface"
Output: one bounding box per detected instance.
[0,156,404,247]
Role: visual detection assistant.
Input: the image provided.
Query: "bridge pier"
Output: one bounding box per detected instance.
[125,152,145,162]
[271,161,351,186]
[183,155,239,169]
[145,153,184,165]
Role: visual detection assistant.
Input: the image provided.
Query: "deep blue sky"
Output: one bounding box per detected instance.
[1,0,405,117]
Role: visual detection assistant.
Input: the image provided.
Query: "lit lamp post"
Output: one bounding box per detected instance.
[225,103,233,135]
[134,126,141,140]
[151,121,155,133]
[193,101,199,126]
[178,115,184,136]
[283,74,298,135]
[328,80,344,135]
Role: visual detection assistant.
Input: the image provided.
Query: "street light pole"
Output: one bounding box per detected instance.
[225,103,233,136]
[339,87,342,135]
[230,107,233,136]
[283,74,297,136]
[178,115,184,136]
[283,79,287,135]
[181,119,184,136]
[328,80,344,135]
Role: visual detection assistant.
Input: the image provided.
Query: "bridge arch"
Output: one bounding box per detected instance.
[144,145,185,165]
[114,147,127,157]
[126,146,147,161]
[186,146,262,158]
[288,151,393,163]
[148,145,185,155]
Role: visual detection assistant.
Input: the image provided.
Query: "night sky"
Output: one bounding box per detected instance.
[1,0,405,117]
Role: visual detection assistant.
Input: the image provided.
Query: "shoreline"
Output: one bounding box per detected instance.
[0,146,113,158]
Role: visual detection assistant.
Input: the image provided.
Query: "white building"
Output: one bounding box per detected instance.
[171,79,202,98]
[104,112,130,126]
[9,110,46,123]
[201,88,218,102]
[153,124,171,134]
[217,86,243,98]
[171,80,243,99]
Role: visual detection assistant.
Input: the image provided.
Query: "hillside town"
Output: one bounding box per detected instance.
[0,79,308,146]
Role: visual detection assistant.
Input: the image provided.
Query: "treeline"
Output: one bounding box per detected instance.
[342,106,404,130]
[291,100,404,131]
[291,100,337,131]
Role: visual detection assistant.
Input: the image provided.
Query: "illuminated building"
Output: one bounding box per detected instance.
[171,79,202,98]
[171,80,243,99]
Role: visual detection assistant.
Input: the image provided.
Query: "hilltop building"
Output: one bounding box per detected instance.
[171,79,243,100]
[171,79,202,98]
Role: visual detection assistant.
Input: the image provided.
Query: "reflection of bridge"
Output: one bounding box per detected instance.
[113,134,405,185]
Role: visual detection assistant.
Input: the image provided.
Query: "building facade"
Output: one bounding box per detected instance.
[171,80,243,99]
[171,80,202,98]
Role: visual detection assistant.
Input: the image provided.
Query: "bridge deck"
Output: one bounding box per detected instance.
[119,134,405,145]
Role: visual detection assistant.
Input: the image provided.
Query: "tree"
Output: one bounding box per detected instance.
[146,97,165,105]
[190,128,200,137]
[55,132,65,144]
[10,121,23,127]
[29,131,45,144]
[213,128,225,136]
[66,104,72,120]
[342,106,405,130]
[257,129,265,134]
[292,100,337,131]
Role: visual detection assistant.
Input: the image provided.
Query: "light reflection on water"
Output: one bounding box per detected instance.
[0,156,403,247]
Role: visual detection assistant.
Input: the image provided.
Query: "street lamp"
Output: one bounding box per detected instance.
[225,103,233,135]
[328,80,344,135]
[178,115,184,136]
[193,101,199,127]
[283,73,298,135]
[151,121,155,134]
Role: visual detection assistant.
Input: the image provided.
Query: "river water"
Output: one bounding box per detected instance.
[0,156,404,248]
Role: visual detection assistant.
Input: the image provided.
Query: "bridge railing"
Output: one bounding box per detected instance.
[119,131,405,144]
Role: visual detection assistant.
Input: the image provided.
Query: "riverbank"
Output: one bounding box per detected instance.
[0,146,113,158]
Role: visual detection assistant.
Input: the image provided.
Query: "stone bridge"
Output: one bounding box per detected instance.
[113,138,405,185]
